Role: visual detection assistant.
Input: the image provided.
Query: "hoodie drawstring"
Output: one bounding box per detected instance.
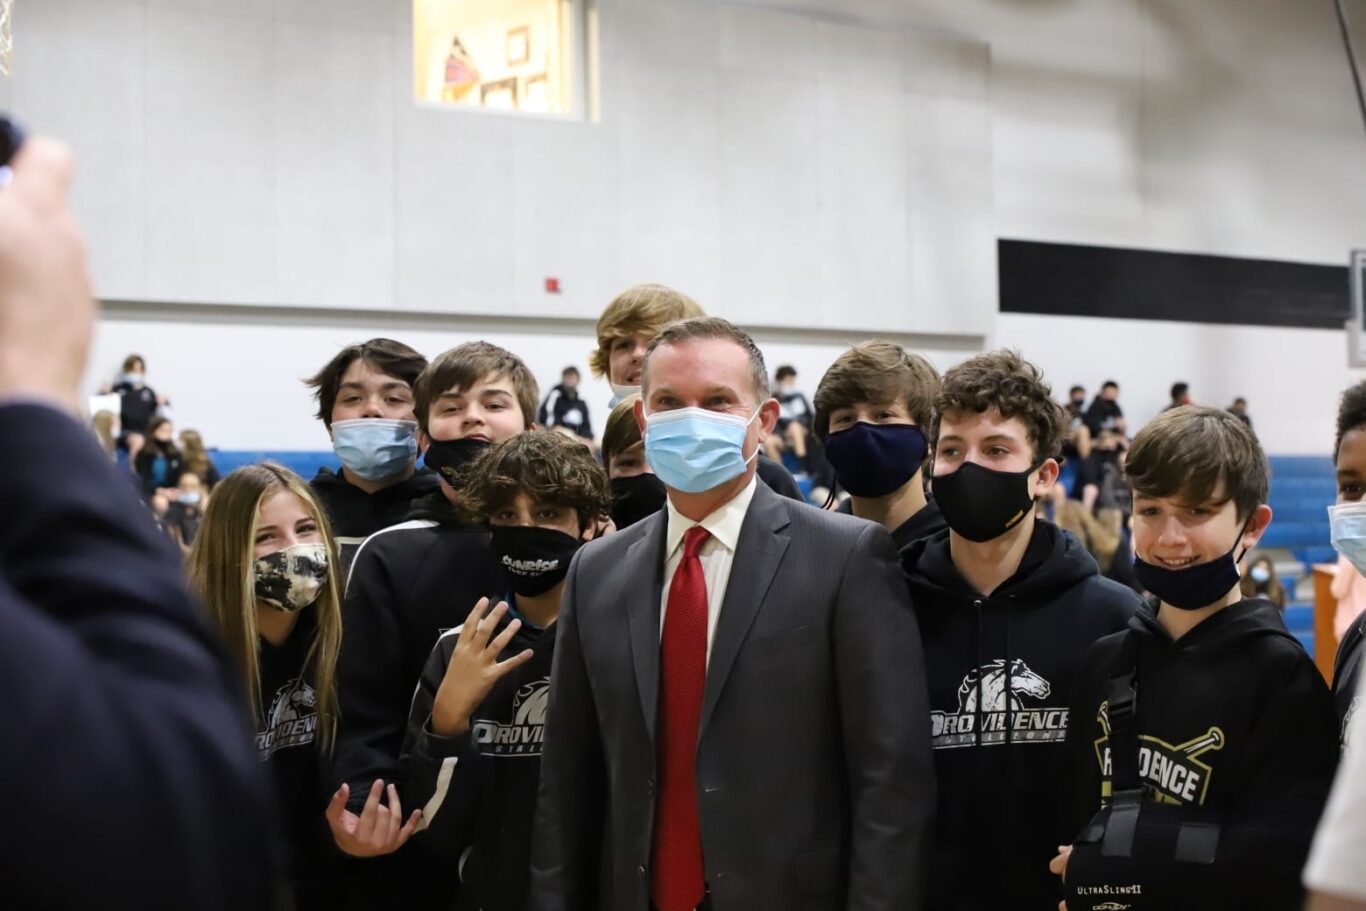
[972,599,984,750]
[1005,608,1014,748]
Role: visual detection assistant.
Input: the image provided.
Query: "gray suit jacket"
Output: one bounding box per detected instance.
[528,482,935,910]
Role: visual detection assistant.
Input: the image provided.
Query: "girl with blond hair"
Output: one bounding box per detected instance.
[188,463,415,908]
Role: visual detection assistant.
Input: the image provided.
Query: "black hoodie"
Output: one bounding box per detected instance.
[309,465,442,576]
[331,490,507,906]
[402,605,557,911]
[256,609,343,909]
[901,521,1140,910]
[840,495,949,551]
[1063,597,1338,909]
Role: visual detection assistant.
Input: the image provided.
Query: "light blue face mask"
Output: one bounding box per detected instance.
[1331,502,1366,576]
[644,405,761,494]
[331,418,419,481]
[609,382,641,409]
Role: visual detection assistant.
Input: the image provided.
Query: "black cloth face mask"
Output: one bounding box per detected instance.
[490,525,582,597]
[823,422,928,498]
[1133,520,1250,611]
[932,460,1038,543]
[610,473,667,529]
[424,437,490,487]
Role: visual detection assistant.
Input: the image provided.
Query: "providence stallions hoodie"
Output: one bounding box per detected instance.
[1063,597,1339,910]
[402,607,557,911]
[901,521,1139,911]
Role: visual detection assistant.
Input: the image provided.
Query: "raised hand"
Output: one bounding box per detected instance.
[325,780,421,858]
[430,597,535,737]
[0,136,96,414]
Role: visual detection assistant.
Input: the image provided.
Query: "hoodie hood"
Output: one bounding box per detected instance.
[404,489,468,524]
[903,519,1100,605]
[309,465,442,542]
[1128,595,1298,659]
[311,465,440,498]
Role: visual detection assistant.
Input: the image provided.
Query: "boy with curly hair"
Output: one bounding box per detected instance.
[400,430,611,911]
[901,349,1139,910]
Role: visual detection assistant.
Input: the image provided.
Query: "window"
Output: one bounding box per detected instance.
[413,0,597,119]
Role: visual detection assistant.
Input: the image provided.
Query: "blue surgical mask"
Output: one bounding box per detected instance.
[1331,503,1366,576]
[331,418,418,481]
[123,372,145,386]
[1250,565,1271,584]
[178,491,201,505]
[644,406,761,494]
[609,382,641,409]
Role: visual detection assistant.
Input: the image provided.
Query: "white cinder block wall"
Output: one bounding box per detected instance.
[13,0,1366,453]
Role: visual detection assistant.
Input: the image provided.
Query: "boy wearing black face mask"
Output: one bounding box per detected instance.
[900,349,1140,911]
[332,342,536,905]
[813,341,947,549]
[401,431,611,911]
[601,393,668,529]
[1056,406,1338,910]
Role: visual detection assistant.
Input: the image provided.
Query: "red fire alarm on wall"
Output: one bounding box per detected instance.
[545,277,561,293]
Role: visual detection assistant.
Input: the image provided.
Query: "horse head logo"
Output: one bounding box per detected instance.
[957,659,1052,713]
[269,679,317,728]
[513,679,550,727]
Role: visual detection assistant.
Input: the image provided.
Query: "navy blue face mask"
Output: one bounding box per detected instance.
[1133,520,1250,611]
[823,422,928,498]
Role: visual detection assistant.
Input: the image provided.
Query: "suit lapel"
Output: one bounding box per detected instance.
[625,511,668,743]
[698,484,791,739]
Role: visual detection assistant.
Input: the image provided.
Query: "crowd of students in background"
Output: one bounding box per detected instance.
[90,353,220,552]
[76,280,1364,911]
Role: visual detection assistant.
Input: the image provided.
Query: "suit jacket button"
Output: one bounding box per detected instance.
[637,865,647,878]
[646,779,654,795]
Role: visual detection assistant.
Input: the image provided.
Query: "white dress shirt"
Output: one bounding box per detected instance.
[1304,669,1366,898]
[659,477,758,665]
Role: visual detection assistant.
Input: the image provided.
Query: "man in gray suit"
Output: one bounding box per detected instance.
[529,317,934,911]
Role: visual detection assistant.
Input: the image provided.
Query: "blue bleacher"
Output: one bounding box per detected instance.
[1265,455,1334,554]
[1264,456,1334,656]
[211,450,335,481]
[1283,604,1313,631]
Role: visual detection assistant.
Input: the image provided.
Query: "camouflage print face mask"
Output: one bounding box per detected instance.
[253,543,329,614]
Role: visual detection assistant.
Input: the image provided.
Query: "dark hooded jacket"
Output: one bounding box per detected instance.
[840,495,948,552]
[1063,597,1339,910]
[331,491,506,906]
[902,520,1139,910]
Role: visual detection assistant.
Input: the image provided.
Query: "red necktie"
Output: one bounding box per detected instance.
[652,525,711,911]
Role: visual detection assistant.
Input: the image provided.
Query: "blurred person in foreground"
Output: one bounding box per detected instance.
[0,134,276,906]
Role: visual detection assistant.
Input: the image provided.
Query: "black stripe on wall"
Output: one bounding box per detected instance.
[998,239,1350,329]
